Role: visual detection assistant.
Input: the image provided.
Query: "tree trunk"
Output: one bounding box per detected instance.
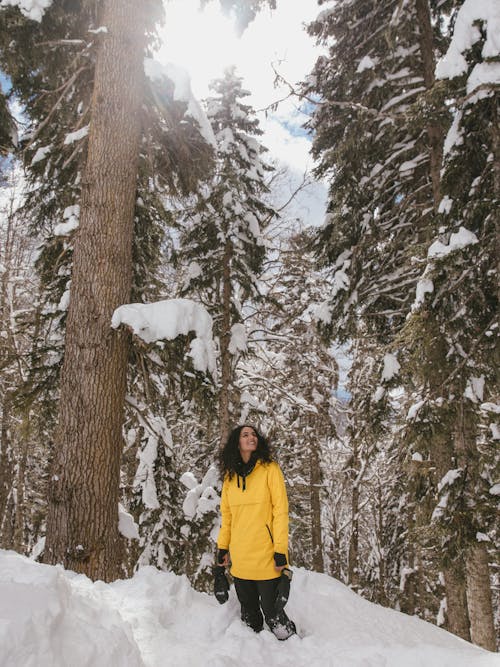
[0,394,13,534]
[466,542,497,651]
[443,561,471,641]
[44,0,145,581]
[348,436,360,589]
[415,0,443,208]
[218,238,233,447]
[309,421,324,572]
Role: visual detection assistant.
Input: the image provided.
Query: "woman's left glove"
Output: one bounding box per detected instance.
[275,567,293,613]
[213,565,230,604]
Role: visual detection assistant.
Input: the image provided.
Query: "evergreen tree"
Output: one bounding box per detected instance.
[178,66,275,445]
[403,0,499,649]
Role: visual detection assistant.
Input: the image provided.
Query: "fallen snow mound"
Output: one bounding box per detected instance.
[0,550,497,667]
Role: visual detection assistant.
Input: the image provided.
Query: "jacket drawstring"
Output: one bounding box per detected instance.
[236,474,247,491]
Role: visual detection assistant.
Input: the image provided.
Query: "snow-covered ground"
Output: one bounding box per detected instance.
[0,550,498,667]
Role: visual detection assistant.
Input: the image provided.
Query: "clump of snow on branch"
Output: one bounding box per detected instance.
[54,205,80,236]
[356,55,377,73]
[381,353,400,381]
[118,503,139,540]
[181,466,220,521]
[464,375,485,403]
[63,125,89,145]
[228,323,247,354]
[144,58,216,148]
[436,0,500,94]
[111,299,216,374]
[0,0,51,21]
[427,227,478,260]
[31,144,52,165]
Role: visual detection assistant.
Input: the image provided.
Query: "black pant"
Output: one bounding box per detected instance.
[233,577,296,638]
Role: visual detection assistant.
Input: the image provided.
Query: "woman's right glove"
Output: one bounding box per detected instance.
[213,565,230,604]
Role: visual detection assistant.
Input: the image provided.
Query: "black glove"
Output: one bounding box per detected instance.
[213,565,230,604]
[217,548,229,565]
[274,567,292,614]
[274,552,287,568]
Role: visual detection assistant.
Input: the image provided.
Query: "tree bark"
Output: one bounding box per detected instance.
[466,542,497,651]
[443,561,471,641]
[348,436,360,589]
[44,0,145,581]
[309,420,324,572]
[218,238,233,447]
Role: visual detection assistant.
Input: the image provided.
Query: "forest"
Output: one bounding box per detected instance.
[0,0,498,657]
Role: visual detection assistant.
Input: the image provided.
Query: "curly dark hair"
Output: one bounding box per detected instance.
[220,424,272,478]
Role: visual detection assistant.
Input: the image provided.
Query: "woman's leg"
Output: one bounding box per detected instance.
[257,578,297,640]
[233,577,264,632]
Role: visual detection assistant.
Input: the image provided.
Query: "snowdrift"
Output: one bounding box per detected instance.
[0,550,497,667]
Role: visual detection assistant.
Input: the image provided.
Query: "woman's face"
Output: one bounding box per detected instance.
[239,426,258,457]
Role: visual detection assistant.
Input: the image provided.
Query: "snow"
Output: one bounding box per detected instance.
[467,61,500,95]
[118,503,140,541]
[228,323,247,355]
[489,483,500,495]
[381,353,400,382]
[427,227,478,259]
[436,0,500,81]
[413,278,434,309]
[437,469,463,493]
[144,58,216,149]
[438,196,453,215]
[111,299,216,374]
[464,375,485,403]
[356,55,377,73]
[63,125,89,145]
[31,144,52,165]
[88,26,108,34]
[181,465,220,520]
[443,111,463,157]
[1,550,496,667]
[411,452,423,462]
[0,0,52,22]
[54,205,80,236]
[407,400,425,421]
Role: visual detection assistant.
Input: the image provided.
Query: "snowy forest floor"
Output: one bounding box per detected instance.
[1,550,498,667]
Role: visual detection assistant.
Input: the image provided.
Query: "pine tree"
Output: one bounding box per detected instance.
[403,0,499,649]
[178,66,275,446]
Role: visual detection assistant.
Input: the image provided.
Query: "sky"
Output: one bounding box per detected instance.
[156,0,328,226]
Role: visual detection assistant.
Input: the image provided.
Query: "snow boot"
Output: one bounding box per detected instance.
[268,611,297,641]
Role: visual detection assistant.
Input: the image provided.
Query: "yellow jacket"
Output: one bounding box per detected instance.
[217,460,289,580]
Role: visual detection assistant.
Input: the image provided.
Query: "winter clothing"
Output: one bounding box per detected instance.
[216,548,228,565]
[213,565,230,604]
[233,577,296,640]
[274,567,292,614]
[217,459,289,580]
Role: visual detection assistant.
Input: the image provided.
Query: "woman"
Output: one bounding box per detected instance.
[215,424,296,640]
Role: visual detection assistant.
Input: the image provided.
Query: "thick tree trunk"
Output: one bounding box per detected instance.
[466,542,497,651]
[44,0,145,581]
[309,422,324,572]
[443,561,471,641]
[218,238,233,447]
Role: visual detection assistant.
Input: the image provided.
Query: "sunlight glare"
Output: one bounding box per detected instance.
[157,1,241,97]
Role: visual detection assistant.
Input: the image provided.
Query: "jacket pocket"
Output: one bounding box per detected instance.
[266,524,274,544]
